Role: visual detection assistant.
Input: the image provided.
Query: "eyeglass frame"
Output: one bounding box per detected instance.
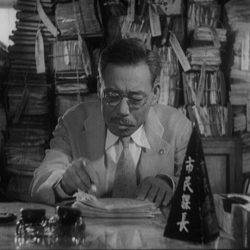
[101,88,155,110]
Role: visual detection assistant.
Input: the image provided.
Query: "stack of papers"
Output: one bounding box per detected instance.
[5,0,54,201]
[55,0,103,39]
[193,27,227,43]
[225,0,250,31]
[157,46,180,107]
[187,1,220,34]
[225,0,250,133]
[53,39,93,118]
[54,71,88,118]
[186,46,221,67]
[7,85,50,117]
[73,192,161,218]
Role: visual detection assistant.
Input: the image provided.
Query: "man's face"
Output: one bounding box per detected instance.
[100,62,159,137]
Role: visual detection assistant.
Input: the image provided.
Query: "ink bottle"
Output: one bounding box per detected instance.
[55,206,85,247]
[15,208,47,248]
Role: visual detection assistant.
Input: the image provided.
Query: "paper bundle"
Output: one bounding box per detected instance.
[157,46,180,107]
[7,85,50,117]
[190,105,228,137]
[186,46,221,67]
[183,70,226,106]
[55,71,88,93]
[187,1,220,34]
[225,1,250,133]
[5,124,48,174]
[193,27,227,43]
[53,37,94,118]
[53,40,92,73]
[73,192,161,218]
[120,16,151,49]
[54,71,89,118]
[55,0,103,38]
[10,0,55,74]
[5,0,54,201]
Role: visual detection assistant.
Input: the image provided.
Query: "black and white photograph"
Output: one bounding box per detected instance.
[0,0,249,249]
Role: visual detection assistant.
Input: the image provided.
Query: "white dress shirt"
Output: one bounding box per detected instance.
[105,125,151,166]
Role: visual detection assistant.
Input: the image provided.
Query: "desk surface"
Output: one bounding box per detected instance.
[0,202,235,249]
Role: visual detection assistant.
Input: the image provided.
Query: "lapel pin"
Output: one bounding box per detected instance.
[159,149,164,155]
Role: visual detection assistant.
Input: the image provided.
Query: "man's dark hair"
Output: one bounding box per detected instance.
[98,38,162,85]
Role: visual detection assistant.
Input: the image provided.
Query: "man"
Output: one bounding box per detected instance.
[30,38,192,206]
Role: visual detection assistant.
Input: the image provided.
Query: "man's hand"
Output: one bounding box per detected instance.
[136,176,174,207]
[61,158,96,195]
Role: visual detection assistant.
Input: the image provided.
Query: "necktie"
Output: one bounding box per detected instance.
[112,137,137,198]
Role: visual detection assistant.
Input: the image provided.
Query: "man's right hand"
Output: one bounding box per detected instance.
[60,158,93,195]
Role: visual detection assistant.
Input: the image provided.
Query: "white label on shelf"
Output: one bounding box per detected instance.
[149,5,162,37]
[241,32,250,71]
[169,33,191,72]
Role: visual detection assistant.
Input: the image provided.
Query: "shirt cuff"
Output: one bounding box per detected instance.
[156,174,176,192]
[53,178,72,202]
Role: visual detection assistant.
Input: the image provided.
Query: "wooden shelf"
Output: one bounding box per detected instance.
[201,137,242,193]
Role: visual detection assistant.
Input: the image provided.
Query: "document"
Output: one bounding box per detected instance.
[72,191,161,218]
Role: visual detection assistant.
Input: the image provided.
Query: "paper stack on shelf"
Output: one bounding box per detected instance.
[55,0,103,39]
[55,71,88,117]
[188,105,228,137]
[120,16,151,48]
[157,46,180,107]
[184,0,229,137]
[183,69,228,137]
[7,85,50,117]
[53,39,92,118]
[183,70,226,106]
[225,0,250,133]
[4,0,55,201]
[5,115,49,176]
[187,0,220,35]
[186,46,221,68]
[193,27,227,43]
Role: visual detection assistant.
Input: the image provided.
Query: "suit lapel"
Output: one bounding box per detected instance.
[137,107,172,180]
[79,103,106,161]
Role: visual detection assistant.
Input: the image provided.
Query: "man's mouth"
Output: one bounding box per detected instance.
[110,119,135,127]
[112,122,134,127]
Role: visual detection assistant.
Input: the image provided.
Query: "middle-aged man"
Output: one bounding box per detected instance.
[30,38,192,206]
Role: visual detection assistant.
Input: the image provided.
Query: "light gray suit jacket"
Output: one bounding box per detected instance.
[30,99,192,204]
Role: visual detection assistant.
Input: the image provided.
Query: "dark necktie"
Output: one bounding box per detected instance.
[112,137,137,198]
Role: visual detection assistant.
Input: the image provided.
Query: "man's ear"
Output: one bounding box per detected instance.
[151,82,160,106]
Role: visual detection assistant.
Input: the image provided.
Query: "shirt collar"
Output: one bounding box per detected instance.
[105,125,151,150]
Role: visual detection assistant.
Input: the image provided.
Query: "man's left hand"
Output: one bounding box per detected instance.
[136,176,174,207]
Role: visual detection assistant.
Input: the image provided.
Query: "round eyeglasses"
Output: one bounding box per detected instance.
[102,89,150,110]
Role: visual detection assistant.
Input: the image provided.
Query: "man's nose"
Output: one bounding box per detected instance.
[117,98,130,115]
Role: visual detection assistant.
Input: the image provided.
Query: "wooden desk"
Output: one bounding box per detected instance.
[0,201,239,249]
[202,137,242,193]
